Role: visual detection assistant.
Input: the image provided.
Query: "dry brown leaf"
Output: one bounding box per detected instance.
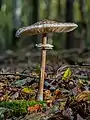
[27,104,42,113]
[76,91,90,102]
[46,100,53,107]
[44,90,52,100]
[54,89,64,99]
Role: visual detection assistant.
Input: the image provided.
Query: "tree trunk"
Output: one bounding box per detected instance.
[31,0,39,24]
[57,0,61,20]
[12,0,21,28]
[0,0,2,10]
[65,0,75,49]
[12,0,21,50]
[87,0,90,47]
[78,0,86,52]
[29,0,39,45]
[44,0,51,19]
[44,0,52,44]
[79,0,86,22]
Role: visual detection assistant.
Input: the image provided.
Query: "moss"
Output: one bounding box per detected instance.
[0,100,46,117]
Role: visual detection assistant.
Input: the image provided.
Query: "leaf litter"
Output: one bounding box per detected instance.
[0,49,90,119]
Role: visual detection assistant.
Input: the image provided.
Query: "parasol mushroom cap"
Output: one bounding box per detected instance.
[16,19,78,37]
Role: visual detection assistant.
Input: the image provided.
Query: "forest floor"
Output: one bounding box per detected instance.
[0,47,90,120]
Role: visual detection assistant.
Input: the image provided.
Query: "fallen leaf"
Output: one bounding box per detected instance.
[22,87,34,94]
[54,89,62,99]
[11,92,19,99]
[46,100,52,107]
[76,91,90,102]
[62,68,72,81]
[27,104,42,113]
[44,90,52,100]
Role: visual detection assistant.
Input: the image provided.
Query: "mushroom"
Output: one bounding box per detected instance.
[16,19,78,101]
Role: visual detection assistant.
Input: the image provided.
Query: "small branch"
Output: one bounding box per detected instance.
[73,75,89,80]
[0,73,39,79]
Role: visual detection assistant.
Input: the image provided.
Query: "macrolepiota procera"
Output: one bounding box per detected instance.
[16,19,78,101]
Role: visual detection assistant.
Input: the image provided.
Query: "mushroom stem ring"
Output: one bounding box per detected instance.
[16,19,78,101]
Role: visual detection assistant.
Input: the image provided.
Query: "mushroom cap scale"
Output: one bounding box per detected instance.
[16,19,78,37]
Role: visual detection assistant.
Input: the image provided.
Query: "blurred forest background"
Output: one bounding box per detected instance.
[0,0,89,53]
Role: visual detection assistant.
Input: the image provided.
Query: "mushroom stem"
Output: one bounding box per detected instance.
[37,33,47,101]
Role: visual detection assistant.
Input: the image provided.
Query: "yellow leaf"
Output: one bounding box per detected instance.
[22,87,33,94]
[62,68,72,80]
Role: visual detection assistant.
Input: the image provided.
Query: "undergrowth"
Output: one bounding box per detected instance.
[0,100,46,116]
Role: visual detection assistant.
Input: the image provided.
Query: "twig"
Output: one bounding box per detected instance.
[0,73,39,79]
[73,75,89,80]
